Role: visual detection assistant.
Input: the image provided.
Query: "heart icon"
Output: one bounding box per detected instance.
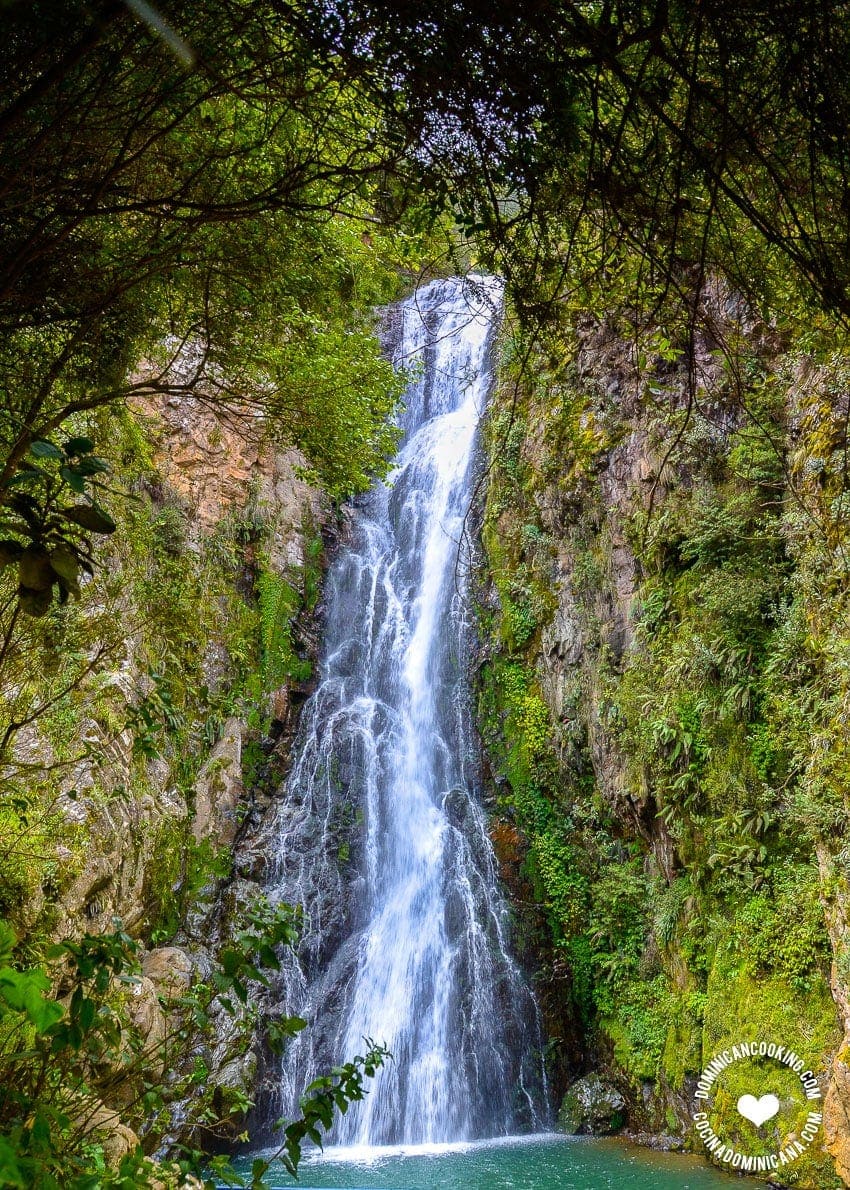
[737,1093,780,1126]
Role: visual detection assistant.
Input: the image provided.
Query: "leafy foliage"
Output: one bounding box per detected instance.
[0,437,115,618]
[295,1,850,328]
[0,907,387,1189]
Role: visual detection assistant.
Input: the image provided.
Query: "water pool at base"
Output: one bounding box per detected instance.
[233,1134,737,1188]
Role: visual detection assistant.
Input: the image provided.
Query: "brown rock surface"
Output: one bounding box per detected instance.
[133,391,324,568]
[143,946,194,1002]
[192,716,243,846]
[824,1046,850,1187]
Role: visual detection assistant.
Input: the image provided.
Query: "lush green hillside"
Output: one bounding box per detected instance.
[478,285,850,1187]
[4,2,850,1187]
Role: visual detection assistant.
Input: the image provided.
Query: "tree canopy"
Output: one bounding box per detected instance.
[0,0,426,507]
[7,0,850,501]
[287,0,850,325]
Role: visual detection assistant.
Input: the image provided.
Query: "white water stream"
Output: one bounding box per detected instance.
[264,277,543,1146]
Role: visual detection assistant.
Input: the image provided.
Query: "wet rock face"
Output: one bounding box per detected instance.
[559,1073,627,1135]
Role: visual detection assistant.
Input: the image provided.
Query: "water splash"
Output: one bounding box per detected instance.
[263,276,544,1146]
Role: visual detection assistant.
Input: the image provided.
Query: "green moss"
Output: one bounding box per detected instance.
[698,948,841,1187]
[147,823,233,942]
[660,989,706,1092]
[600,975,673,1083]
[478,657,558,812]
[704,955,838,1067]
[733,867,831,991]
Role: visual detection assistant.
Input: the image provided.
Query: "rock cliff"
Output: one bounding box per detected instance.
[3,392,328,1155]
[478,285,850,1188]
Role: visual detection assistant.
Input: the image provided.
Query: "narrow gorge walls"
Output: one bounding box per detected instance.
[0,390,330,1161]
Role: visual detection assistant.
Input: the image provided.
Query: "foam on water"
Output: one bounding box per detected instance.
[304,1134,569,1165]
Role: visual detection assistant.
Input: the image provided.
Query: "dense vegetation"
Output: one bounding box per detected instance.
[477,290,849,1184]
[0,1,427,1184]
[4,0,850,1186]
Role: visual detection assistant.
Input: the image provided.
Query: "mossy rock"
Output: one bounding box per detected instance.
[559,1073,627,1135]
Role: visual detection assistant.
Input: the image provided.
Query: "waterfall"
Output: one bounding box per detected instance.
[262,276,544,1147]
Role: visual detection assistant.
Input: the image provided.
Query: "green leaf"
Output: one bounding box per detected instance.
[0,1136,26,1187]
[63,436,96,456]
[0,965,63,1031]
[60,504,116,534]
[79,995,96,1032]
[49,544,80,595]
[59,465,85,493]
[8,468,46,486]
[19,545,54,590]
[30,1109,52,1150]
[25,992,63,1034]
[30,439,62,459]
[70,456,110,476]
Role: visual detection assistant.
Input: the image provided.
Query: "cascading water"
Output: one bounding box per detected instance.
[262,276,545,1148]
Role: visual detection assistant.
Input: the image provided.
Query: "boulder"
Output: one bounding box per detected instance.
[124,976,167,1060]
[75,1100,139,1166]
[559,1072,626,1134]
